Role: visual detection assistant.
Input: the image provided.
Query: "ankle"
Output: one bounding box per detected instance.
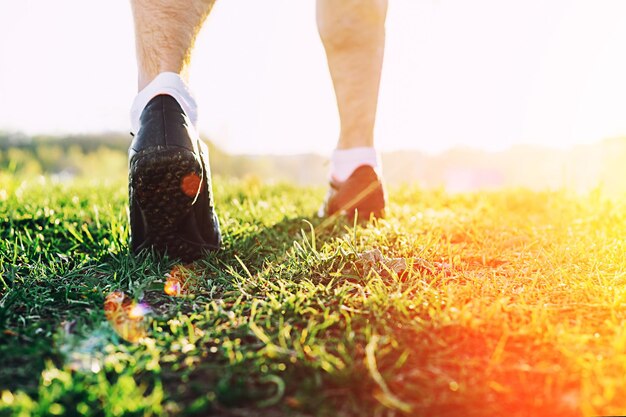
[130,72,198,134]
[330,147,381,182]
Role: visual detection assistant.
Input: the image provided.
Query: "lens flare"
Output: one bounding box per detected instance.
[128,303,151,320]
[164,264,197,297]
[104,291,150,343]
[164,277,182,296]
[180,173,201,197]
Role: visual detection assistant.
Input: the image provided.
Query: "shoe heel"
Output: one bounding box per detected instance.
[351,189,386,221]
[129,147,204,254]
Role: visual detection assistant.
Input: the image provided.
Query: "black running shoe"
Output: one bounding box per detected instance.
[128,94,221,261]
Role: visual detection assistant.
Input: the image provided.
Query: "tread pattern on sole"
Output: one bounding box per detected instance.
[129,146,210,261]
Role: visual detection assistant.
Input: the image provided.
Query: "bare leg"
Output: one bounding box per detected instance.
[128,0,221,261]
[130,0,215,91]
[316,0,388,150]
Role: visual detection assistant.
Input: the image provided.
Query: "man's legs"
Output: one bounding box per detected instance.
[128,0,220,261]
[317,0,388,218]
[127,0,388,260]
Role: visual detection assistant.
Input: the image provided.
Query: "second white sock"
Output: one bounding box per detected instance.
[330,147,380,182]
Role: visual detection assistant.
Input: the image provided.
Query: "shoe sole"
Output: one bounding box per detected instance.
[129,146,209,261]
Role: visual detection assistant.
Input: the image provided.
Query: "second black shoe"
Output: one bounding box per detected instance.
[128,94,221,262]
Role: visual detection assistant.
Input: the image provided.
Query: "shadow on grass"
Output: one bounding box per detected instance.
[0,210,348,403]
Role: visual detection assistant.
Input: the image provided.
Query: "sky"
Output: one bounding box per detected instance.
[3,0,626,155]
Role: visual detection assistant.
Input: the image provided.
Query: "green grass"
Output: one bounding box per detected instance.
[2,174,626,416]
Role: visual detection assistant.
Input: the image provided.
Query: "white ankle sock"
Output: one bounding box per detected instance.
[330,147,380,182]
[130,72,198,135]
